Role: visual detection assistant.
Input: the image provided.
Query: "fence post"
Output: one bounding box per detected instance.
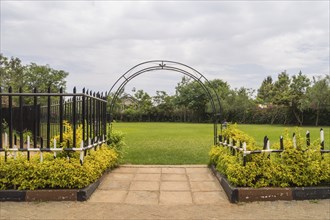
[53,138,57,159]
[73,87,77,148]
[280,136,284,150]
[0,87,2,150]
[263,136,268,150]
[266,139,270,150]
[320,128,324,150]
[59,87,64,145]
[80,140,84,165]
[243,142,247,166]
[4,133,7,161]
[292,133,296,148]
[18,87,23,149]
[82,88,85,146]
[33,88,38,148]
[103,93,107,142]
[27,135,30,160]
[14,134,17,159]
[306,130,310,147]
[8,87,13,150]
[47,87,51,148]
[90,91,93,142]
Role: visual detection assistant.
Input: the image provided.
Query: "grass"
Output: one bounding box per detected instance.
[112,122,330,165]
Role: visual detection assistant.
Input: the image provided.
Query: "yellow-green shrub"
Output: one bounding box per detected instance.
[210,128,330,187]
[0,145,118,190]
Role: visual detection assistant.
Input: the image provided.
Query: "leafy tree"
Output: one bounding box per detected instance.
[175,77,208,122]
[289,71,310,125]
[134,89,152,121]
[256,76,274,104]
[0,54,68,105]
[304,75,330,126]
[153,91,175,121]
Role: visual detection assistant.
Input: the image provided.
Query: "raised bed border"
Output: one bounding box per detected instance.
[210,164,330,203]
[0,167,114,202]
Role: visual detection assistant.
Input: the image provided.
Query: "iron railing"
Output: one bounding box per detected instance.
[218,127,329,166]
[0,87,107,164]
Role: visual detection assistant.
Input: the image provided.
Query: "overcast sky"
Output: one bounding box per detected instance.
[1,1,329,96]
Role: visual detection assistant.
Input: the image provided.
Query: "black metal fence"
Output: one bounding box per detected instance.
[0,87,107,164]
[218,127,330,166]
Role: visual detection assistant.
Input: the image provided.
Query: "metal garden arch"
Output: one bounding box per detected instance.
[108,60,222,144]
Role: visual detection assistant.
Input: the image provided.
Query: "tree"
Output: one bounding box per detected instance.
[289,71,310,125]
[256,76,274,104]
[134,89,152,121]
[153,91,175,121]
[175,77,208,122]
[304,75,330,126]
[1,54,69,105]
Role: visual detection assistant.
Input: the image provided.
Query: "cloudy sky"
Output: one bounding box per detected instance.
[1,1,329,96]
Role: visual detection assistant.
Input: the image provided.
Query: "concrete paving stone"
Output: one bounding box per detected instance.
[137,167,162,174]
[161,174,188,181]
[134,173,161,181]
[192,191,226,204]
[129,181,160,191]
[159,191,193,205]
[161,167,186,174]
[98,180,131,190]
[190,181,221,192]
[88,190,127,203]
[188,173,215,181]
[112,167,138,174]
[160,181,190,191]
[108,173,135,181]
[125,191,159,204]
[186,167,210,174]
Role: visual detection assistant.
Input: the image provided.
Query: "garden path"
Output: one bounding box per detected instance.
[0,165,329,219]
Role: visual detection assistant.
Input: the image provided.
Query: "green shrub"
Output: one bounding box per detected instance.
[106,124,126,158]
[210,128,330,188]
[0,145,119,190]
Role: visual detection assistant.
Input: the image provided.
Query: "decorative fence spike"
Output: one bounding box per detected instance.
[306,130,310,147]
[27,135,30,160]
[80,141,84,165]
[266,139,270,150]
[40,151,43,163]
[242,142,247,166]
[13,135,17,160]
[263,136,268,150]
[320,128,324,150]
[53,138,57,159]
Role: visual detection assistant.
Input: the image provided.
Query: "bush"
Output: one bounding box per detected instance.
[210,128,330,187]
[0,145,119,190]
[106,124,126,158]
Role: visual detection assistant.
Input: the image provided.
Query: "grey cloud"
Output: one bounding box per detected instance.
[1,1,328,95]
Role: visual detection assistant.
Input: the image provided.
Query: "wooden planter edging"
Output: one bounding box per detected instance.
[0,168,113,202]
[210,164,330,203]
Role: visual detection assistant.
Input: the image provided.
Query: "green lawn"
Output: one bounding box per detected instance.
[112,122,330,165]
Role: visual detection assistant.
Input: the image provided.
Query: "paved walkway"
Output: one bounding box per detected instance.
[1,165,329,220]
[89,165,226,205]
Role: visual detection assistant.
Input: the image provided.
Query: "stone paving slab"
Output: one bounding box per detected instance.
[89,165,225,206]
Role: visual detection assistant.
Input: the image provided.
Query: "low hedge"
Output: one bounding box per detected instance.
[210,126,330,188]
[0,144,119,190]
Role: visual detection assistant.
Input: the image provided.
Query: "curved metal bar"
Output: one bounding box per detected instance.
[110,66,217,117]
[109,60,221,112]
[108,60,222,144]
